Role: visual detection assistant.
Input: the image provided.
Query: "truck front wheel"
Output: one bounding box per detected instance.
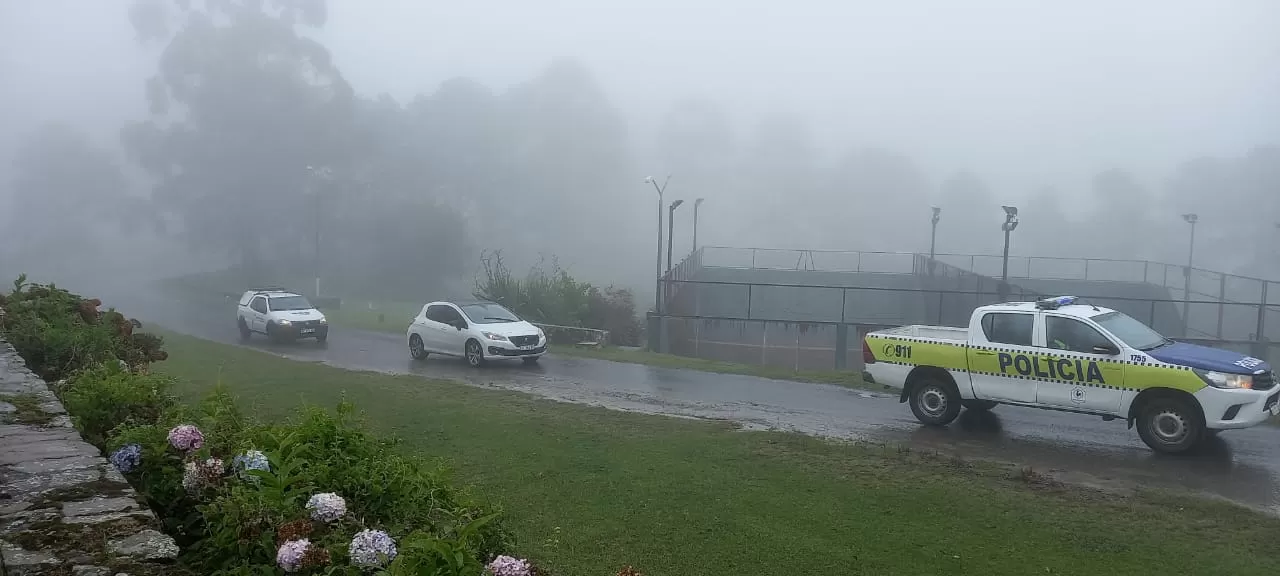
[909,378,962,426]
[1136,395,1204,454]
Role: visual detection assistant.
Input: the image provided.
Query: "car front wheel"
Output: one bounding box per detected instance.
[409,334,428,360]
[465,339,485,367]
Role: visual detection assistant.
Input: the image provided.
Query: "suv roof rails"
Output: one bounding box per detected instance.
[248,286,289,294]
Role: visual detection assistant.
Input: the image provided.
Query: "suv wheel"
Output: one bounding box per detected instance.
[1136,395,1204,454]
[238,318,251,341]
[908,377,962,426]
[465,339,485,368]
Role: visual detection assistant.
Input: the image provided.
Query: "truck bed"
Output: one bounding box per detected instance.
[873,325,969,342]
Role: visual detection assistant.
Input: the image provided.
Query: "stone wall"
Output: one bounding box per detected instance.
[0,340,179,576]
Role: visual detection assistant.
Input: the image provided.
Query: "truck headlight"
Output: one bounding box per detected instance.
[482,331,508,342]
[1195,369,1253,390]
[277,319,292,326]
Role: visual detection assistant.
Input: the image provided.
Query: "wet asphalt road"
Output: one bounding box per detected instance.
[104,285,1280,514]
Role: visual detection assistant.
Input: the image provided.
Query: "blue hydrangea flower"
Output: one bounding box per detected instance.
[487,555,533,576]
[232,449,270,480]
[306,492,346,523]
[349,529,397,568]
[108,444,142,474]
[276,538,310,573]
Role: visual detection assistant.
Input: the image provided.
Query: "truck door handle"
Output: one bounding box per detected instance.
[975,351,995,356]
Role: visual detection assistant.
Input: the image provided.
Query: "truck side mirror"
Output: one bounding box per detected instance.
[1092,343,1119,355]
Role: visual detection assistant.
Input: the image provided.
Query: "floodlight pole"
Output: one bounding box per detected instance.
[1000,206,1019,300]
[1182,213,1198,336]
[929,207,941,276]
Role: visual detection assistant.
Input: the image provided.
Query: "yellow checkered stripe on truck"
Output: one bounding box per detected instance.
[865,334,1205,393]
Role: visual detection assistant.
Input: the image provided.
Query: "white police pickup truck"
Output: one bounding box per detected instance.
[236,289,329,343]
[863,296,1278,453]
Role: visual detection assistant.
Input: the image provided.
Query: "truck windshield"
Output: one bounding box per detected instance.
[1091,311,1169,351]
[267,296,313,311]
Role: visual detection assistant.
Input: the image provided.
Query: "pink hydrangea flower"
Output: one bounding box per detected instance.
[167,424,204,452]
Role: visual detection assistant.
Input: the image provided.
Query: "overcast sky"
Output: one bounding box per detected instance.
[2,0,1278,196]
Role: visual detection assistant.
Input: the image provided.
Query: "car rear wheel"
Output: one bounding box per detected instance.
[908,377,962,426]
[465,339,485,367]
[1136,396,1204,454]
[409,334,428,360]
[237,318,251,341]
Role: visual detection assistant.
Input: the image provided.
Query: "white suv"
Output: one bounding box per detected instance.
[406,300,546,366]
[237,290,329,343]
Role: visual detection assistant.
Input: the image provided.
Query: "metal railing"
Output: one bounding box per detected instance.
[700,245,1278,301]
[651,277,1280,366]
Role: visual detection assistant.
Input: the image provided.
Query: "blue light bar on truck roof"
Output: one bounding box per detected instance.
[1035,296,1077,310]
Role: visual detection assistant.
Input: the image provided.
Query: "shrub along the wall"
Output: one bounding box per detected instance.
[1,278,547,576]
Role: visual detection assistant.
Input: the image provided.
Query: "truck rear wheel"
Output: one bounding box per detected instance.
[1136,395,1204,454]
[909,378,961,426]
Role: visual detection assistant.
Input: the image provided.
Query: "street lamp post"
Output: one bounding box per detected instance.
[693,198,705,254]
[1000,206,1019,299]
[667,199,685,276]
[305,165,333,298]
[928,206,941,276]
[1182,213,1198,335]
[644,175,671,313]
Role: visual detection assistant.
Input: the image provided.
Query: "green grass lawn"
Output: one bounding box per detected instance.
[154,331,1279,576]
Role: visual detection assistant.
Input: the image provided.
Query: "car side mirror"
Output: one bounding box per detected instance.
[1092,343,1119,355]
[453,320,467,330]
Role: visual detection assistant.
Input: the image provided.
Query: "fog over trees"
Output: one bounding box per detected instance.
[1,0,1277,305]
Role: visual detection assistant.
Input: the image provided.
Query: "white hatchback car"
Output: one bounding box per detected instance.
[406,300,547,366]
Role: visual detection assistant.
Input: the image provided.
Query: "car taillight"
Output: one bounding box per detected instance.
[862,339,875,364]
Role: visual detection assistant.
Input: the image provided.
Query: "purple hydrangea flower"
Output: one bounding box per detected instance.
[486,555,533,576]
[166,424,204,452]
[349,529,397,568]
[276,538,310,573]
[108,443,142,474]
[306,492,346,523]
[232,449,270,480]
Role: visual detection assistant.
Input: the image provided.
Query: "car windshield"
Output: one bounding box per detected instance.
[460,303,520,324]
[1092,311,1169,351]
[268,296,313,311]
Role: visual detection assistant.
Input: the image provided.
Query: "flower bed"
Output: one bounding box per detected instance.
[1,278,644,575]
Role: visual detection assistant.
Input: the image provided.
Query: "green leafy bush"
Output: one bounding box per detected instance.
[475,252,643,345]
[0,274,164,380]
[60,362,179,448]
[108,393,517,574]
